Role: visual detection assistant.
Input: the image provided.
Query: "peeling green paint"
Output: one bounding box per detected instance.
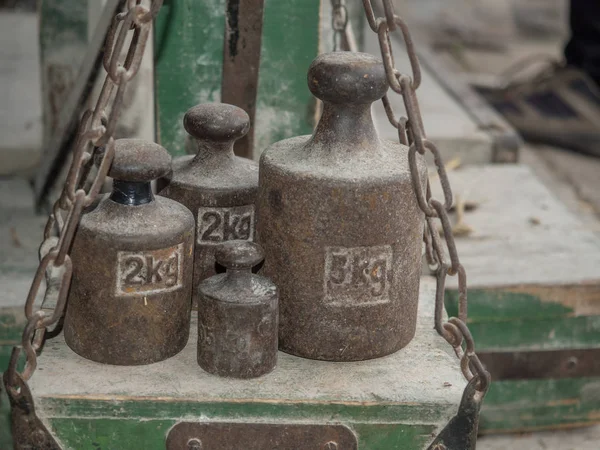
[154,0,322,158]
[460,316,600,351]
[39,399,447,449]
[353,423,436,448]
[46,419,439,449]
[445,287,600,432]
[39,397,452,425]
[481,378,600,432]
[445,289,574,322]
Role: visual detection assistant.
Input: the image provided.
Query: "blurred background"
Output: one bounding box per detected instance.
[1,0,600,449]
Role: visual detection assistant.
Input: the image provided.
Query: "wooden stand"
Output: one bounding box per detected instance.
[437,165,600,433]
[19,278,465,449]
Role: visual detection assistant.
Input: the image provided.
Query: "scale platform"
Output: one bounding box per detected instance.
[21,277,466,449]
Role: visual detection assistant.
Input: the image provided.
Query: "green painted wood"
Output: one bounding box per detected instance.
[50,419,174,450]
[154,0,226,156]
[154,0,321,158]
[445,287,600,433]
[39,397,451,424]
[252,0,320,154]
[47,418,436,450]
[446,285,600,352]
[353,423,436,449]
[458,316,600,352]
[445,289,574,322]
[481,377,600,433]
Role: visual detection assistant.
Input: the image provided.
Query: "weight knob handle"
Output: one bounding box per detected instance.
[308,52,388,105]
[109,139,171,182]
[184,103,250,147]
[215,241,264,271]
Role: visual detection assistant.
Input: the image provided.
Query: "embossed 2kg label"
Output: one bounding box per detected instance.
[197,205,254,245]
[116,244,183,296]
[324,245,393,306]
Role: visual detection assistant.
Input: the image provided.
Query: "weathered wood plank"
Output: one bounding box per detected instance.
[447,285,600,322]
[462,316,600,352]
[435,165,600,433]
[436,165,600,290]
[30,277,463,407]
[23,277,464,449]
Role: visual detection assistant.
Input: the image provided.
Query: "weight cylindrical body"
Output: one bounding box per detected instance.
[198,241,278,378]
[64,140,195,365]
[160,104,258,305]
[256,52,427,361]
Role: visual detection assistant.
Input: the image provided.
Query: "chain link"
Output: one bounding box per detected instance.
[4,0,163,398]
[331,0,349,51]
[362,0,490,394]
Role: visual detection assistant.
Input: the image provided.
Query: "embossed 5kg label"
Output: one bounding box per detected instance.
[197,205,254,245]
[116,244,183,296]
[324,245,393,306]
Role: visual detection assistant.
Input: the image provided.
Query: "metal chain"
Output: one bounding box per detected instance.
[4,0,163,398]
[362,0,491,394]
[331,0,350,51]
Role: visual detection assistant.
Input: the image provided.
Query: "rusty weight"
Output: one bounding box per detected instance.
[256,52,427,361]
[159,104,259,305]
[198,241,278,378]
[64,139,195,365]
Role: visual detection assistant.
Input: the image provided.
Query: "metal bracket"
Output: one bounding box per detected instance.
[427,378,486,450]
[166,422,358,449]
[3,371,61,450]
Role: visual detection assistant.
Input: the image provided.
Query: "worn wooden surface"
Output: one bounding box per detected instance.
[21,277,465,449]
[433,165,600,432]
[437,165,600,289]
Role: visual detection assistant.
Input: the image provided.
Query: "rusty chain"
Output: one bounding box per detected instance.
[331,0,349,51]
[362,0,491,395]
[4,0,163,399]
